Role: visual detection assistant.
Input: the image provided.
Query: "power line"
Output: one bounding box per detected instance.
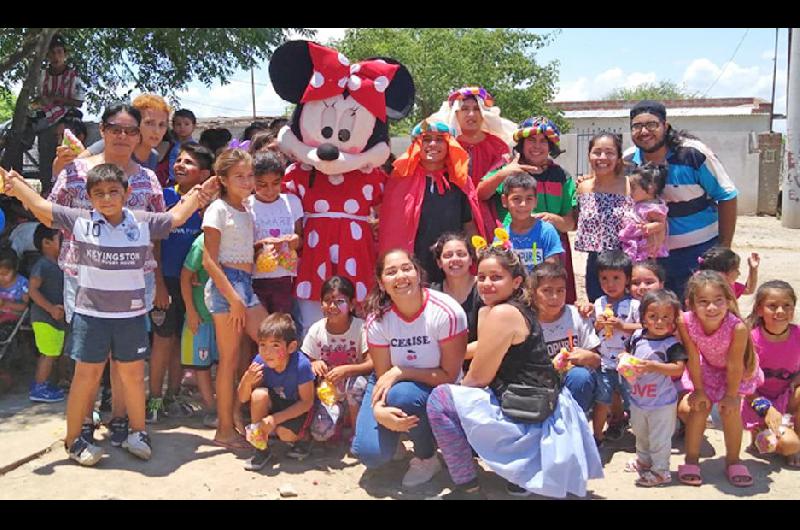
[702,28,750,97]
[178,97,251,114]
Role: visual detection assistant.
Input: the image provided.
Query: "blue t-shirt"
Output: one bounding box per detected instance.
[160,187,203,278]
[503,219,563,272]
[254,350,315,402]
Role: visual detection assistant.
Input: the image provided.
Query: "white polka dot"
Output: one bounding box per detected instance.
[314,199,330,213]
[310,71,324,88]
[317,262,327,280]
[344,199,360,214]
[347,75,362,92]
[338,53,350,66]
[300,163,313,171]
[345,258,357,277]
[374,75,389,93]
[307,230,320,248]
[350,63,361,74]
[297,281,312,299]
[298,184,306,198]
[350,222,363,240]
[328,174,344,186]
[285,181,296,192]
[356,282,368,301]
[362,184,373,201]
[337,76,348,89]
[329,244,340,264]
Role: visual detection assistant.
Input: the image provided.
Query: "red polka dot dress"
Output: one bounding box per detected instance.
[284,163,386,303]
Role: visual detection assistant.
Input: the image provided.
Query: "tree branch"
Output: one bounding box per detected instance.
[0,29,45,78]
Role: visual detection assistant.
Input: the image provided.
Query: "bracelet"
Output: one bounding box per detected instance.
[751,396,772,417]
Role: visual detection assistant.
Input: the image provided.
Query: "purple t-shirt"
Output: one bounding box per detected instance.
[625,329,688,409]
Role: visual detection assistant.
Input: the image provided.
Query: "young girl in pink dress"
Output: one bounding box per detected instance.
[618,163,669,263]
[676,270,763,488]
[742,280,800,467]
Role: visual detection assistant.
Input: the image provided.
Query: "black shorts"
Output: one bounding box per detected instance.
[151,277,185,338]
[268,389,311,436]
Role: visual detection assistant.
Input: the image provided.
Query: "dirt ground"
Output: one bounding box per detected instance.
[1,215,799,500]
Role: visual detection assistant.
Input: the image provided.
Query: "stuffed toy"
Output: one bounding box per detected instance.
[269,40,415,326]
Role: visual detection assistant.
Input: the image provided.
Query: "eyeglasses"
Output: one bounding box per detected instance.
[104,123,140,137]
[90,189,123,200]
[631,121,662,133]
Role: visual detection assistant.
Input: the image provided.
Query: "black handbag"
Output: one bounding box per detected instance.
[499,368,561,424]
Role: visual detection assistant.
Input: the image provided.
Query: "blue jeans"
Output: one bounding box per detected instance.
[351,375,436,468]
[564,366,597,412]
[658,237,718,302]
[585,251,602,303]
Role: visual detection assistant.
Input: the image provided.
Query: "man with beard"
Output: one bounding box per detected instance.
[623,100,738,300]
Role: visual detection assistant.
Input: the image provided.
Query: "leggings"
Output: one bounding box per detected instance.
[426,385,478,486]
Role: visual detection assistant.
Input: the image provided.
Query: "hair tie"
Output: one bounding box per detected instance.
[697,256,705,265]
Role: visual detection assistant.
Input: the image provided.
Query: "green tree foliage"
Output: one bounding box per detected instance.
[332,28,567,135]
[0,88,15,121]
[604,80,698,101]
[0,28,313,170]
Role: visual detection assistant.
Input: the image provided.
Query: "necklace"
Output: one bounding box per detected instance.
[762,325,789,337]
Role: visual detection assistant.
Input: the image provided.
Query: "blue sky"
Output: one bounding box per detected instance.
[103,29,792,128]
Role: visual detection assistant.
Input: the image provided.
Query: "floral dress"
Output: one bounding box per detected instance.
[283,163,385,303]
[575,192,633,253]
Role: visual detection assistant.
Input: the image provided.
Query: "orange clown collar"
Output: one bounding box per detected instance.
[392,120,470,188]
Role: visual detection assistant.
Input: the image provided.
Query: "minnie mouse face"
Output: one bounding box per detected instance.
[270,40,415,175]
[298,94,377,157]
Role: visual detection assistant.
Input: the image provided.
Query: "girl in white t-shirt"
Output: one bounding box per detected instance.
[351,249,468,489]
[530,261,602,414]
[302,276,373,442]
[248,151,303,314]
[202,148,267,450]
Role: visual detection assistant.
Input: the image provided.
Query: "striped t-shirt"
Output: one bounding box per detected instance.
[51,205,173,319]
[624,139,738,250]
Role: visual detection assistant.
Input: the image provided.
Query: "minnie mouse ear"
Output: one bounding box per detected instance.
[269,40,314,104]
[368,58,415,120]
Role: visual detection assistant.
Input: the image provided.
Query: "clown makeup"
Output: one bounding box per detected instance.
[257,336,295,370]
[321,288,353,325]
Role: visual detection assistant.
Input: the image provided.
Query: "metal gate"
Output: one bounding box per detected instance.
[574,126,624,177]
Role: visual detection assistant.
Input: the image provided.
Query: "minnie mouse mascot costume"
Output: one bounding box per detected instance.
[269,40,415,327]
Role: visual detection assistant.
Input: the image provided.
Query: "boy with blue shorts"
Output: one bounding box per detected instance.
[592,250,641,446]
[0,164,216,466]
[180,233,219,427]
[28,224,66,403]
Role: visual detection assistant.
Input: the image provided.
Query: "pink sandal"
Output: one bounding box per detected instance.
[726,464,753,488]
[678,463,703,486]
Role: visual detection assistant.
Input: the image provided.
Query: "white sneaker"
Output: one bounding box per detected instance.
[122,431,152,460]
[402,455,442,488]
[67,436,104,467]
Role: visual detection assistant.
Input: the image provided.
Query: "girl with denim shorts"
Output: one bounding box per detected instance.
[202,148,268,451]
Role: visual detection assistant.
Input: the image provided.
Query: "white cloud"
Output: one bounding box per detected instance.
[555,67,657,101]
[681,58,787,113]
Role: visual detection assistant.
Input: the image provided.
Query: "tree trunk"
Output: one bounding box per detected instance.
[1,28,59,173]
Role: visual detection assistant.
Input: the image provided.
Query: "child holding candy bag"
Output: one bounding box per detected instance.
[741,281,800,467]
[248,151,302,315]
[302,276,373,443]
[621,289,687,487]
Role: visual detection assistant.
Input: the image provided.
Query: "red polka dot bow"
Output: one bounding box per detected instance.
[301,42,401,122]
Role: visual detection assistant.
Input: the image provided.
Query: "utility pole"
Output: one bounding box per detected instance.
[250,67,257,120]
[782,28,800,228]
[770,28,779,133]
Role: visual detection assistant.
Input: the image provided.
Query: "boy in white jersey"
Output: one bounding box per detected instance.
[0,164,215,467]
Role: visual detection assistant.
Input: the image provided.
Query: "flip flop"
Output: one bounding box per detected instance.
[213,436,251,451]
[726,463,753,488]
[678,463,703,486]
[624,458,651,474]
[636,470,672,488]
